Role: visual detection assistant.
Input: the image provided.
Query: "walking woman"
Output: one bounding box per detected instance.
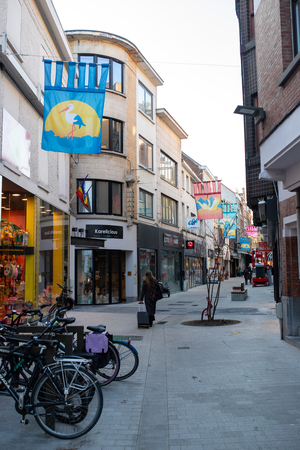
[140,271,161,327]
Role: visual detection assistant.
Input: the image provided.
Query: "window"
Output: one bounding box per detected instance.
[139,136,153,170]
[186,175,189,193]
[182,171,185,189]
[190,178,195,195]
[160,152,177,186]
[139,189,153,218]
[292,1,300,56]
[138,82,153,119]
[77,179,122,215]
[101,118,123,153]
[248,0,255,40]
[161,194,178,226]
[79,55,123,92]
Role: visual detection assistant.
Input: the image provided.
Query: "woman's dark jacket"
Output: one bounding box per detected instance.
[140,280,160,315]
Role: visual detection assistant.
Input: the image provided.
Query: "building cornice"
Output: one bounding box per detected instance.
[156,108,188,139]
[65,30,164,87]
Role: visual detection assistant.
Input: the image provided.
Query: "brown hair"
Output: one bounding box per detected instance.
[144,270,156,288]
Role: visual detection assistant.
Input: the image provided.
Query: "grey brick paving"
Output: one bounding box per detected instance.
[1,280,300,449]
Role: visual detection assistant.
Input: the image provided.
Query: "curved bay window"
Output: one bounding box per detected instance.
[77,179,122,216]
[79,54,123,93]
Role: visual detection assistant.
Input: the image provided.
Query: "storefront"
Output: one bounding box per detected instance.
[138,223,183,296]
[0,178,69,318]
[184,239,206,288]
[71,222,137,305]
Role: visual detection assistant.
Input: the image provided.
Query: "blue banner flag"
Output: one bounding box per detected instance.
[219,203,237,239]
[241,237,251,251]
[42,60,109,154]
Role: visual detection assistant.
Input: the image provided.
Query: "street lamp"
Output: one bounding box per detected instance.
[234,105,266,125]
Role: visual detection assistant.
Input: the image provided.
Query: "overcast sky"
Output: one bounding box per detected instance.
[52,0,245,194]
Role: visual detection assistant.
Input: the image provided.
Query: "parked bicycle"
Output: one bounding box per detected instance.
[0,333,103,439]
[45,283,74,321]
[83,326,139,381]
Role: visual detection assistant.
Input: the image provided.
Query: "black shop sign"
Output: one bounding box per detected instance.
[86,224,123,239]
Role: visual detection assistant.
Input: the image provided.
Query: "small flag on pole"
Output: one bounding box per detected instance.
[76,175,90,211]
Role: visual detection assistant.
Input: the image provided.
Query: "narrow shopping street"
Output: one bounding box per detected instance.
[1,278,300,450]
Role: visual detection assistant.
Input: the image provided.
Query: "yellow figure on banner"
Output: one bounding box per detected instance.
[44,100,100,139]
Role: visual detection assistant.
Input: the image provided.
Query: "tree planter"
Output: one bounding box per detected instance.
[231,289,247,301]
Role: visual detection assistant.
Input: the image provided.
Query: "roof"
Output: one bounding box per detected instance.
[65,30,164,86]
[156,108,188,139]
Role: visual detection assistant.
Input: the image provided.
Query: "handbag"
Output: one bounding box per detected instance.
[156,281,163,300]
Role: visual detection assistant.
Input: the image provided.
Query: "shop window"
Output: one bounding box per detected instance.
[160,151,177,186]
[139,189,153,218]
[79,54,123,92]
[77,179,122,216]
[140,249,156,290]
[101,118,123,153]
[38,200,69,303]
[139,136,153,170]
[76,249,122,305]
[138,82,153,119]
[161,194,178,226]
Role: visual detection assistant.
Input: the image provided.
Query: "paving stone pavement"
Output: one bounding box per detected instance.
[1,278,300,450]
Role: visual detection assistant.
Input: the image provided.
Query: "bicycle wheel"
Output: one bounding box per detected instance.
[32,364,103,439]
[92,342,120,386]
[0,355,11,390]
[112,340,139,381]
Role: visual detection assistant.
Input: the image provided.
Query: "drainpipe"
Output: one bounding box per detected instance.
[297,192,300,279]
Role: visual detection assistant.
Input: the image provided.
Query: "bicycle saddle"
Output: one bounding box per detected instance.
[86,325,106,333]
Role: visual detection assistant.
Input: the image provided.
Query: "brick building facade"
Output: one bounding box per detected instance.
[236,0,300,341]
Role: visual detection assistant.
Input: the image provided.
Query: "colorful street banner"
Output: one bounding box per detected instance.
[42,60,109,154]
[193,180,223,220]
[187,216,200,229]
[219,203,237,239]
[241,237,251,251]
[245,226,258,240]
[76,175,91,211]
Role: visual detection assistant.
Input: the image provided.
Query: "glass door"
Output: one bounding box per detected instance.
[94,251,109,304]
[76,249,93,304]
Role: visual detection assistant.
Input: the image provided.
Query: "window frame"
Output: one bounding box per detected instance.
[139,135,153,170]
[78,54,123,93]
[160,151,177,187]
[139,189,153,218]
[161,194,178,226]
[101,117,123,153]
[138,82,153,119]
[77,179,123,216]
[292,0,300,56]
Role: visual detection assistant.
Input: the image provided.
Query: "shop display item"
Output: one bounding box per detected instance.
[1,225,13,246]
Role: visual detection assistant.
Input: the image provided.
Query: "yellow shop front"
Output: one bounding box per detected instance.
[0,178,69,320]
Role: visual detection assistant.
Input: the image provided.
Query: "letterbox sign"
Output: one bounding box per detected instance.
[86,224,123,239]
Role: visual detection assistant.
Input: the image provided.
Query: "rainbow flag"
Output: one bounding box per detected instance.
[76,175,90,211]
